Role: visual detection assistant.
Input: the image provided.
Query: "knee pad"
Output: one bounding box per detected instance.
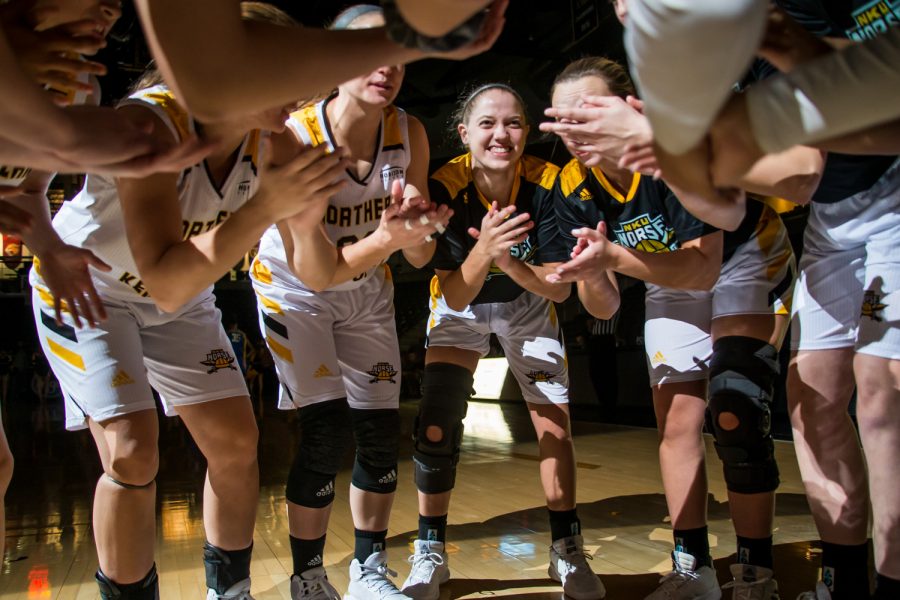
[706,336,780,494]
[350,408,400,493]
[413,362,472,494]
[96,564,159,600]
[105,473,155,490]
[286,398,352,507]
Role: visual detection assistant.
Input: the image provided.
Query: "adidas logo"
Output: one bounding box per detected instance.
[315,481,335,497]
[111,369,135,388]
[378,469,397,484]
[651,351,666,364]
[313,364,333,378]
[307,554,322,567]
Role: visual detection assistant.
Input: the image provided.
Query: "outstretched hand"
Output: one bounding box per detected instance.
[378,179,452,250]
[546,221,614,284]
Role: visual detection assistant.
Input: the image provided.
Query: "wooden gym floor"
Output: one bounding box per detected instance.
[2,400,822,599]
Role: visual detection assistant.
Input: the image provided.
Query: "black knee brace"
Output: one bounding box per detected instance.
[350,408,400,493]
[96,565,159,600]
[286,398,352,507]
[413,362,472,494]
[706,336,780,494]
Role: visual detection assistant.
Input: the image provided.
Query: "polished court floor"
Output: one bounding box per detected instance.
[3,400,822,599]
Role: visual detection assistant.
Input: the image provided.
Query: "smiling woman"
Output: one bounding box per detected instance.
[402,82,606,600]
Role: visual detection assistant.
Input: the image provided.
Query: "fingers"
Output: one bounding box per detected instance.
[467,226,481,240]
[82,284,107,327]
[103,135,218,178]
[625,95,645,112]
[571,227,602,242]
[84,250,112,272]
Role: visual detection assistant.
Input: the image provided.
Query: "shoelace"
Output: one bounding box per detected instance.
[721,576,773,600]
[407,551,445,578]
[359,562,401,595]
[654,566,700,594]
[560,550,593,576]
[298,575,336,600]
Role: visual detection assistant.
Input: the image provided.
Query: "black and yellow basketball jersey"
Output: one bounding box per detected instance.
[554,159,716,256]
[430,153,568,305]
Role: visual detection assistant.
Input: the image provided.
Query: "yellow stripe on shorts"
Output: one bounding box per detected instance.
[266,335,294,364]
[46,337,85,370]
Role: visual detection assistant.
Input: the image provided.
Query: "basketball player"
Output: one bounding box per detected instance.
[29,5,343,599]
[249,6,449,600]
[0,0,119,560]
[549,57,796,600]
[399,83,604,600]
[135,0,506,121]
[762,4,900,599]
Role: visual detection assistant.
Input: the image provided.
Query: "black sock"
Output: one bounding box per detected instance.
[548,508,581,542]
[674,526,711,568]
[96,564,159,600]
[290,534,326,576]
[354,529,388,563]
[821,541,869,600]
[418,514,448,543]
[736,535,774,569]
[873,573,900,600]
[203,542,252,595]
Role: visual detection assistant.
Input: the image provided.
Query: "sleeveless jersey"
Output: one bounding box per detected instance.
[39,84,263,305]
[429,153,567,304]
[255,95,411,292]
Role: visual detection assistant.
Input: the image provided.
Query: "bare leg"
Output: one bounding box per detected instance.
[89,410,159,583]
[0,426,13,558]
[653,380,708,530]
[787,349,867,545]
[854,353,900,579]
[177,396,259,550]
[528,402,576,511]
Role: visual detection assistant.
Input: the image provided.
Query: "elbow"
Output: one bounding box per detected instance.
[694,269,720,292]
[550,282,572,304]
[444,295,469,313]
[717,209,746,232]
[588,299,620,321]
[777,171,822,206]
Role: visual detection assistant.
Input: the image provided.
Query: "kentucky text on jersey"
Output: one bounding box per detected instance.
[324,195,391,228]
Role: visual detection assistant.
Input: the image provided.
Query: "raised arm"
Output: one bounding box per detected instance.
[398,116,438,268]
[135,0,505,121]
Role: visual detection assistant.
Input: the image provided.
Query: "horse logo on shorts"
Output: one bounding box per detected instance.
[201,349,238,373]
[367,362,398,384]
[861,290,887,322]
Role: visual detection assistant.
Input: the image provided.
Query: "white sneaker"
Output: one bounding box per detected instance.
[795,582,832,600]
[292,567,341,600]
[722,565,779,600]
[207,578,254,599]
[345,551,410,600]
[401,540,450,600]
[548,535,606,599]
[645,551,721,600]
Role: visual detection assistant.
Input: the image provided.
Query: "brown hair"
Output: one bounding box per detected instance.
[448,83,528,148]
[130,2,298,94]
[551,56,635,100]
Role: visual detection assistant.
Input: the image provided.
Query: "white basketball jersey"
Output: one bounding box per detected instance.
[256,96,410,292]
[39,85,264,305]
